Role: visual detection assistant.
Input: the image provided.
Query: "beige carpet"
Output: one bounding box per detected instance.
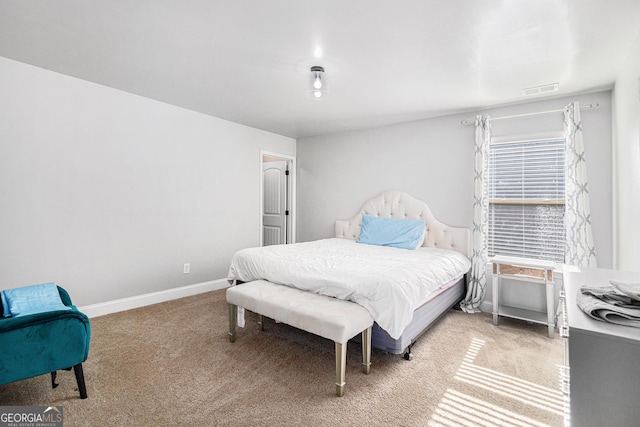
[0,289,564,426]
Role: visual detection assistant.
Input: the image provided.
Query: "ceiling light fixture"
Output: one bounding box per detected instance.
[308,66,328,100]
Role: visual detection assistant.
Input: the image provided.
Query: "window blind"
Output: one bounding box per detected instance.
[487,138,565,262]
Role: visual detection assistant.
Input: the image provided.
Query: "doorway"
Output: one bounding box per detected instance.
[260,152,295,246]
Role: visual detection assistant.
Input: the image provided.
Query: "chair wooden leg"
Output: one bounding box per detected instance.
[51,371,58,388]
[73,363,88,399]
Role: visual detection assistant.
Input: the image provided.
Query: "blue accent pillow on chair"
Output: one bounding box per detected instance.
[0,284,91,399]
[357,214,426,250]
[1,283,71,317]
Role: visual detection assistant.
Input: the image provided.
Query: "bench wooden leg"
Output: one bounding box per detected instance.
[228,303,237,343]
[335,342,347,397]
[362,326,372,374]
[257,314,264,331]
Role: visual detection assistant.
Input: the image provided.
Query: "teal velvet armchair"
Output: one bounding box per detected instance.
[0,286,91,399]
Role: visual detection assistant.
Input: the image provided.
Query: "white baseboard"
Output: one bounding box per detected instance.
[79,278,229,318]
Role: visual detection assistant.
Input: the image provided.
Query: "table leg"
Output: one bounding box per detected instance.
[546,279,555,338]
[492,273,499,326]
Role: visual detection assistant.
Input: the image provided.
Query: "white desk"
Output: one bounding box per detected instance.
[491,255,556,338]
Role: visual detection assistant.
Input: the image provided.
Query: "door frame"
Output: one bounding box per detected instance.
[259,150,296,246]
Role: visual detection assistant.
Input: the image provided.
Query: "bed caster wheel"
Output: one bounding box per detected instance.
[403,343,414,361]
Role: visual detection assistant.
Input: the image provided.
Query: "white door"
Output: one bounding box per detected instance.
[262,160,289,246]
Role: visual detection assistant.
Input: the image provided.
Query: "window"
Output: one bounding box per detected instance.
[487,138,565,263]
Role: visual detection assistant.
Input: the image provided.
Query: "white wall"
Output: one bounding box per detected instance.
[297,91,613,270]
[612,32,640,272]
[297,116,476,242]
[0,57,296,307]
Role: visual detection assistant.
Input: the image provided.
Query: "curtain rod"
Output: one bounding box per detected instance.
[460,102,600,126]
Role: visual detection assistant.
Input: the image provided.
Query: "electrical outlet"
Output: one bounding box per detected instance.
[183,263,190,274]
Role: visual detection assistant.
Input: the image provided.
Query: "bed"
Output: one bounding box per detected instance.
[228,190,471,358]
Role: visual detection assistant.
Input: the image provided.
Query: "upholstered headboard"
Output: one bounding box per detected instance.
[334,191,471,258]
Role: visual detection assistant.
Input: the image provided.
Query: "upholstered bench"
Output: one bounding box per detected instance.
[226,280,374,397]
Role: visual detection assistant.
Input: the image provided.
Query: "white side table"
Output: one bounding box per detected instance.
[491,255,556,338]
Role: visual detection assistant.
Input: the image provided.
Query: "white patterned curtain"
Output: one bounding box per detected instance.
[564,102,597,267]
[461,115,491,313]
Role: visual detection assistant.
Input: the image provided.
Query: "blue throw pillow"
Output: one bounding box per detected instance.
[356,214,426,250]
[0,291,9,317]
[1,282,70,317]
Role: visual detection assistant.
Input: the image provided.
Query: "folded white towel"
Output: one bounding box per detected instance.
[577,292,640,328]
[577,280,640,328]
[610,280,640,302]
[580,285,640,308]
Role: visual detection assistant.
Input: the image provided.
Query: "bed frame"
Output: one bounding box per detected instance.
[334,190,471,359]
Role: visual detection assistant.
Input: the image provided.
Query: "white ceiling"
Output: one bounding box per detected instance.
[1,1,639,139]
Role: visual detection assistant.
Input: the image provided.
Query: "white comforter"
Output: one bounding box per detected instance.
[227,238,471,339]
